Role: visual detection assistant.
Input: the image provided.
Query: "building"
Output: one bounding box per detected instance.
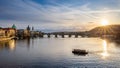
[0,24,16,38]
[0,24,16,39]
[17,29,30,38]
[16,25,43,39]
[0,28,16,38]
[0,28,5,38]
[17,25,31,39]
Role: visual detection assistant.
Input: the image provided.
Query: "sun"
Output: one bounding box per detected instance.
[101,19,109,26]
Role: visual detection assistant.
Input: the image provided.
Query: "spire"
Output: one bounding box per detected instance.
[27,25,30,31]
[32,26,34,31]
[12,24,16,29]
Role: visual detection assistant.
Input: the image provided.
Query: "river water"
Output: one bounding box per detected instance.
[0,36,120,68]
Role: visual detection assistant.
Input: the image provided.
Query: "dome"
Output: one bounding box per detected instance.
[12,24,16,29]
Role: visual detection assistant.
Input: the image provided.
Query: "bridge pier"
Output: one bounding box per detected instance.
[55,34,58,38]
[75,34,78,38]
[47,34,51,38]
[68,34,72,38]
[61,34,64,38]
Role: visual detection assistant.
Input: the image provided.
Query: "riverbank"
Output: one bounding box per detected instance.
[0,37,15,41]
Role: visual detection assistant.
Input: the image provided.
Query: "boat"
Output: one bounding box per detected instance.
[72,49,88,56]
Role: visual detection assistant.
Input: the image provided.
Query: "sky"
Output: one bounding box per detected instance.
[0,0,120,32]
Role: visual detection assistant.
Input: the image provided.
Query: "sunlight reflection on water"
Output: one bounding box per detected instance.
[0,37,120,68]
[101,40,109,60]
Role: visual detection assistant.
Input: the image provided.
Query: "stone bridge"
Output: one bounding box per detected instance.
[43,32,88,38]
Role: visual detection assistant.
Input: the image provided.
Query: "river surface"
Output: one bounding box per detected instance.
[0,36,120,68]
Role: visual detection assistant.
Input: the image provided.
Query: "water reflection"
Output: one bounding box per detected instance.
[26,38,30,48]
[17,38,31,48]
[9,40,16,50]
[0,40,16,51]
[101,40,109,59]
[0,38,120,67]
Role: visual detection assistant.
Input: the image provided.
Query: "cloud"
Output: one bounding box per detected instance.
[0,0,120,32]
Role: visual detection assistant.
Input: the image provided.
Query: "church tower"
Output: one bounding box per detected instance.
[27,25,30,31]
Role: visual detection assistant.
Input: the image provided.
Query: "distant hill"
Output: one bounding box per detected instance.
[88,25,120,37]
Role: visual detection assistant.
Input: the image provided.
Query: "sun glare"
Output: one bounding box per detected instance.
[101,40,109,59]
[101,19,109,26]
